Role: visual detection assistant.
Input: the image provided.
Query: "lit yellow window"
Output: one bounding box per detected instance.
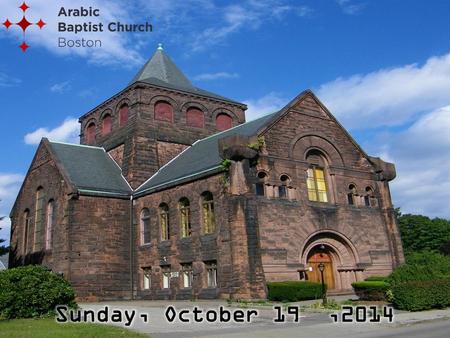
[202,192,215,234]
[179,198,191,238]
[159,204,169,241]
[307,167,328,202]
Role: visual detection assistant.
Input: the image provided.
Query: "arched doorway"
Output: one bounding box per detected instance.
[306,246,335,289]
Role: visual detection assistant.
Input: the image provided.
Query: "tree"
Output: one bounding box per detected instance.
[396,210,450,256]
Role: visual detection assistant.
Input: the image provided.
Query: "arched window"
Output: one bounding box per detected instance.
[364,187,376,207]
[23,210,30,254]
[306,150,328,203]
[279,174,290,198]
[179,198,191,238]
[102,114,112,135]
[34,187,45,251]
[216,113,232,131]
[159,203,170,241]
[347,184,357,205]
[45,200,54,250]
[255,171,267,196]
[186,107,204,128]
[119,103,129,126]
[155,101,173,122]
[86,123,96,144]
[202,192,215,234]
[140,208,151,245]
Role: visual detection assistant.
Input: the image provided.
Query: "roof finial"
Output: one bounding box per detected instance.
[157,43,163,51]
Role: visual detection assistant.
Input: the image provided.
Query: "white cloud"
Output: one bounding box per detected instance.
[0,0,144,66]
[244,92,287,121]
[0,173,24,245]
[318,53,450,129]
[372,106,450,218]
[24,118,79,145]
[336,0,365,15]
[50,81,71,93]
[194,72,239,81]
[0,72,21,87]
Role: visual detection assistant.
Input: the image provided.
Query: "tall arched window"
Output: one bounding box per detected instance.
[202,192,215,234]
[159,203,170,241]
[347,184,357,205]
[306,150,329,202]
[140,208,151,245]
[179,198,191,238]
[216,113,232,131]
[119,103,129,126]
[155,101,173,122]
[186,107,204,128]
[23,210,30,254]
[34,187,45,251]
[86,123,96,144]
[45,200,54,250]
[102,114,112,135]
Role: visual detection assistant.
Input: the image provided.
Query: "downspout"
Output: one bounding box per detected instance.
[129,195,134,300]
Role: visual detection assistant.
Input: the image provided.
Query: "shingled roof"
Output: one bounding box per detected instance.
[129,44,244,106]
[135,112,277,196]
[48,141,132,197]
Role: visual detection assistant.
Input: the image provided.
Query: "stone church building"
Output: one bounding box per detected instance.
[9,45,404,301]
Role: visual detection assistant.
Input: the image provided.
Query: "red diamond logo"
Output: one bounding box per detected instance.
[36,19,46,29]
[19,2,29,12]
[16,16,32,32]
[19,41,29,52]
[3,19,12,29]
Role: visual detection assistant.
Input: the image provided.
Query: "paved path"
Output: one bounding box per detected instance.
[78,299,450,338]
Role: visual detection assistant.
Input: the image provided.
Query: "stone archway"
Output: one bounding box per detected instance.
[300,230,364,291]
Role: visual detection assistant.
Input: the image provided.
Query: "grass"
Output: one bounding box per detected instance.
[0,318,149,338]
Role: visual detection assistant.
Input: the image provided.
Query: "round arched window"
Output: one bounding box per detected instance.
[86,123,96,144]
[102,114,112,135]
[119,104,129,126]
[186,107,204,128]
[216,113,232,131]
[155,101,173,122]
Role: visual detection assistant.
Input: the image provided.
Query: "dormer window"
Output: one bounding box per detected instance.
[119,104,129,126]
[155,101,173,122]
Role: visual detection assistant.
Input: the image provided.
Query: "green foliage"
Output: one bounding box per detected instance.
[392,279,450,311]
[0,265,77,319]
[248,136,266,151]
[351,281,390,301]
[267,281,325,302]
[388,251,450,285]
[220,159,232,171]
[364,275,388,282]
[397,212,450,255]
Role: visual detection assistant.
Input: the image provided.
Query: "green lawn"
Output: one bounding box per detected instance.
[0,318,149,338]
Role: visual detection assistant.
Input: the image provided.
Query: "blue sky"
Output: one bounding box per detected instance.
[1,0,450,243]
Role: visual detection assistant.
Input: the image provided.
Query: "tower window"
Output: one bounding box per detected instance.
[216,113,232,131]
[86,123,96,144]
[186,107,204,128]
[119,104,129,126]
[102,114,112,135]
[155,101,173,122]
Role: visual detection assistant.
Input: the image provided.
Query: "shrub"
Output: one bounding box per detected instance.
[267,281,325,302]
[352,281,390,301]
[392,279,450,311]
[0,265,76,319]
[364,276,388,282]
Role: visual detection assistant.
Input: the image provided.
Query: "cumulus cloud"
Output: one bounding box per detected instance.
[0,173,24,245]
[318,53,450,129]
[24,118,79,145]
[0,0,144,66]
[372,106,450,218]
[194,72,239,81]
[244,92,287,121]
[50,81,71,93]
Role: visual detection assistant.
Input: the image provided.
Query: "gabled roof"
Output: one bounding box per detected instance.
[135,112,277,196]
[129,45,245,106]
[48,141,132,197]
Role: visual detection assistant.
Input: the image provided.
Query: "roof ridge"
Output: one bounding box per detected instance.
[49,140,104,150]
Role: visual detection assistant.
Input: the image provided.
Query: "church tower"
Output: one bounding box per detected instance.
[78,44,247,188]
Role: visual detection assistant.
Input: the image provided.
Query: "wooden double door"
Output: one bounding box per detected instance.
[306,252,335,290]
